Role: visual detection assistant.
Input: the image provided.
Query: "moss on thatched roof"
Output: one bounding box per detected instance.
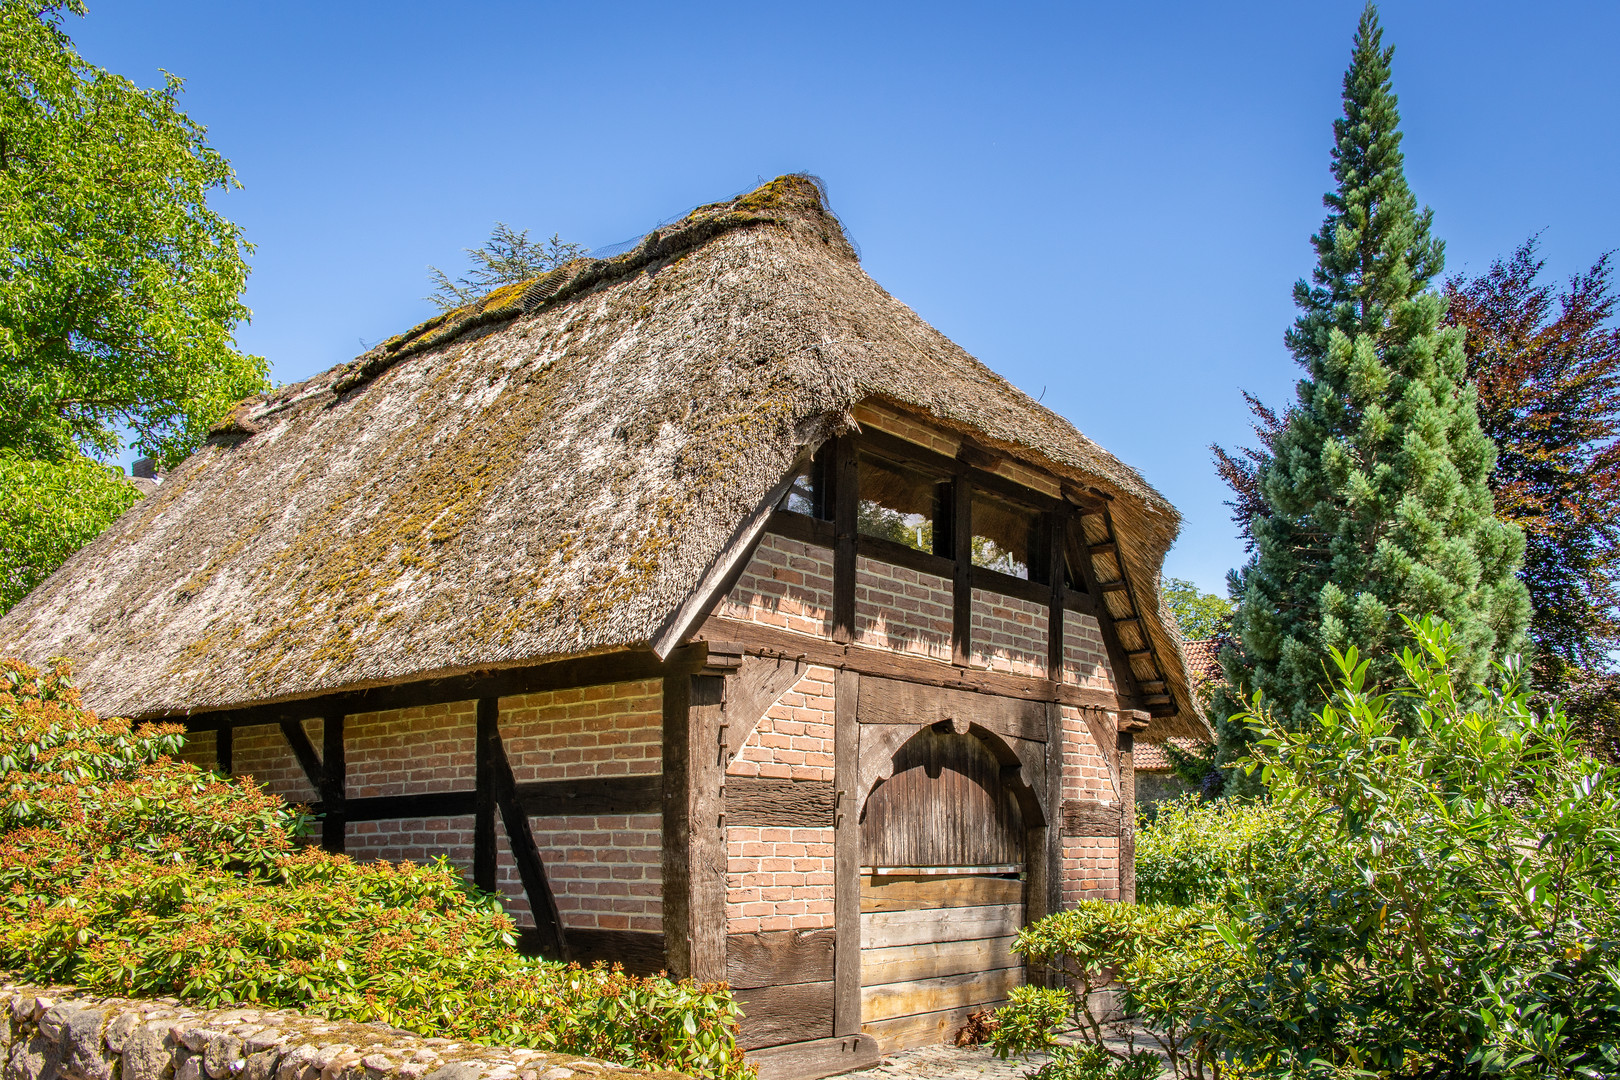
[0,175,1204,738]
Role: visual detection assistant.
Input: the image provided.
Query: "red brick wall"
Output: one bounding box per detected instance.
[854,557,952,661]
[348,814,475,875]
[726,827,835,932]
[232,721,321,803]
[346,702,476,799]
[1061,612,1115,691]
[970,588,1048,677]
[1060,704,1121,903]
[727,665,836,781]
[177,729,215,770]
[724,666,838,932]
[852,402,962,458]
[500,680,662,781]
[716,533,833,638]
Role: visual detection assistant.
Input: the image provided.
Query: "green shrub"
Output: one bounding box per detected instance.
[1002,616,1620,1079]
[1134,793,1308,906]
[0,658,751,1080]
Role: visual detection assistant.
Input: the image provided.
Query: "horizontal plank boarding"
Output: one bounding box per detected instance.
[736,981,835,1050]
[862,1003,1008,1053]
[859,904,1023,949]
[727,777,835,827]
[860,874,1023,912]
[727,928,836,990]
[861,936,1019,987]
[695,618,1121,712]
[861,967,1024,1024]
[857,677,1047,743]
[747,1033,882,1080]
[1062,798,1123,837]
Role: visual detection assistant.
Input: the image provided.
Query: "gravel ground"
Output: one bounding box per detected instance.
[842,1028,1172,1080]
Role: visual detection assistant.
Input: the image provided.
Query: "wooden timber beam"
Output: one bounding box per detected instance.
[693,617,1121,712]
[216,725,232,774]
[663,669,727,982]
[831,434,858,645]
[169,646,703,732]
[484,695,569,961]
[474,699,497,893]
[951,465,973,667]
[320,715,346,852]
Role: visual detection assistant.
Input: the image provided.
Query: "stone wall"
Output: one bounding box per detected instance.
[0,983,653,1080]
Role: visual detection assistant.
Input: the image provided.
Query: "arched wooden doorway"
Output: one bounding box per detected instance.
[857,723,1031,1048]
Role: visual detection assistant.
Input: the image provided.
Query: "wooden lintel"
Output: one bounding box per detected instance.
[518,774,662,817]
[695,617,1121,713]
[1099,579,1130,593]
[727,776,835,827]
[1062,797,1123,837]
[1087,541,1119,558]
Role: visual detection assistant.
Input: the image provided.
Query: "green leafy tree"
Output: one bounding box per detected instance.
[1160,577,1233,640]
[0,0,265,615]
[0,451,137,611]
[428,223,586,311]
[0,0,266,463]
[1216,5,1529,765]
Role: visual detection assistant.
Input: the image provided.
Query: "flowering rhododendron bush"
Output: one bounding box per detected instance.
[0,659,751,1080]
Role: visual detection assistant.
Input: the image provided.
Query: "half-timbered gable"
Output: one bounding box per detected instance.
[0,175,1209,1077]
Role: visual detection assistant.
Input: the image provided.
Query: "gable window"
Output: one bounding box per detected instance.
[972,493,1045,581]
[777,447,830,519]
[858,453,950,556]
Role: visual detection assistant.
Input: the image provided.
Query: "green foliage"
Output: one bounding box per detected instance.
[0,0,267,464]
[1003,615,1620,1078]
[0,451,138,613]
[1133,794,1306,907]
[1219,4,1530,766]
[1161,578,1233,641]
[0,658,753,1080]
[428,223,586,311]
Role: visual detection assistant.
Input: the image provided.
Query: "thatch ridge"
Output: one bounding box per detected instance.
[0,175,1206,739]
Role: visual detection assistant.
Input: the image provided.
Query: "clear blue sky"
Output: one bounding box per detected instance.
[72,1,1619,599]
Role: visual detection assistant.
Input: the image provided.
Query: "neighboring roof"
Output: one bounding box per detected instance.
[1182,638,1223,687]
[1135,738,1206,771]
[0,176,1207,740]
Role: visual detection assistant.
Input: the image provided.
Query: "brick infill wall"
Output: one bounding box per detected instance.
[0,982,655,1080]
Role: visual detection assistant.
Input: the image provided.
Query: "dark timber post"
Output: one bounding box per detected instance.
[474,698,498,893]
[662,668,728,982]
[951,468,973,667]
[321,716,346,853]
[1045,510,1068,919]
[1116,711,1148,903]
[833,668,861,1035]
[216,725,233,775]
[486,697,569,960]
[832,435,858,645]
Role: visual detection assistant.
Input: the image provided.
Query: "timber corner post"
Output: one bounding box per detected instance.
[1116,710,1149,904]
[662,640,741,982]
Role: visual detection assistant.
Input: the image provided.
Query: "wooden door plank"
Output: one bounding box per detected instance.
[859,904,1023,949]
[864,1003,999,1052]
[747,1034,881,1080]
[860,874,1023,912]
[861,936,1019,986]
[860,967,1024,1023]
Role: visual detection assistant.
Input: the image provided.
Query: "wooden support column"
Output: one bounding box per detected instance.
[474,697,498,893]
[662,670,728,981]
[320,716,346,853]
[951,469,973,667]
[1117,711,1149,904]
[216,725,233,775]
[832,668,861,1036]
[832,435,858,645]
[1041,510,1068,923]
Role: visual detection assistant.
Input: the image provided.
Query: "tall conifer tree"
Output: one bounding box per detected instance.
[1216,5,1530,758]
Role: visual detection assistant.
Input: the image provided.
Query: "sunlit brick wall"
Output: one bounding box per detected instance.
[970,588,1048,677]
[854,557,952,661]
[1060,704,1121,903]
[716,533,834,638]
[1062,611,1115,690]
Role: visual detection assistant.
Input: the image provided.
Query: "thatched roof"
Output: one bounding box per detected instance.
[0,176,1206,739]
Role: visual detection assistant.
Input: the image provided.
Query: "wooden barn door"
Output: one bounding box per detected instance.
[858,726,1026,1049]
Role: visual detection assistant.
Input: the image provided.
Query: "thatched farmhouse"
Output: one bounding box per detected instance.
[0,176,1208,1077]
